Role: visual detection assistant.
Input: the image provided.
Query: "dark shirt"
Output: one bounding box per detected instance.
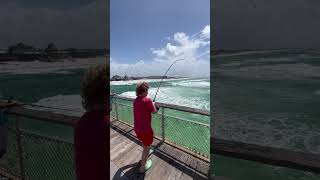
[74,109,110,180]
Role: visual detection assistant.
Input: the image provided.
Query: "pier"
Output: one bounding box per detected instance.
[0,97,210,179]
[110,95,210,179]
[2,96,318,180]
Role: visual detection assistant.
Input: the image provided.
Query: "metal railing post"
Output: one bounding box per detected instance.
[161,107,165,142]
[114,97,119,121]
[15,116,25,180]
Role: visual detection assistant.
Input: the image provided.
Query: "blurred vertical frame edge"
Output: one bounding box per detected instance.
[209,0,215,179]
[209,1,320,180]
[107,0,111,105]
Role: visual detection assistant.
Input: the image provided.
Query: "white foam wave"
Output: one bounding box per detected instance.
[110,78,189,86]
[120,87,210,110]
[214,111,320,154]
[170,79,210,88]
[30,95,84,116]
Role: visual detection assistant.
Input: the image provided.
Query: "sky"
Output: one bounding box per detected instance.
[110,0,210,78]
[213,0,320,50]
[0,0,109,49]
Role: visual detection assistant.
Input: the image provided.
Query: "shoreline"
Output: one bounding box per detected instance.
[0,57,106,75]
[213,49,320,57]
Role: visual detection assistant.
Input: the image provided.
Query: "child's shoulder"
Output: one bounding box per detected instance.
[135,96,151,102]
[142,97,152,103]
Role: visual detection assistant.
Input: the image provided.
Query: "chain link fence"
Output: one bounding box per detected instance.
[0,115,75,180]
[0,128,20,178]
[111,96,210,158]
[21,130,74,180]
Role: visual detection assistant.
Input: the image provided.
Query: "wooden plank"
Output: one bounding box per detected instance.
[110,128,119,139]
[146,155,172,180]
[161,144,193,180]
[110,137,134,161]
[196,159,210,177]
[115,144,142,168]
[161,145,187,180]
[110,132,126,148]
[165,168,183,180]
[110,137,142,180]
[211,137,320,173]
[184,156,197,178]
[112,141,137,164]
[179,168,193,180]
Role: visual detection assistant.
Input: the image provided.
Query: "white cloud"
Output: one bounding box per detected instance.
[201,25,210,39]
[111,25,210,78]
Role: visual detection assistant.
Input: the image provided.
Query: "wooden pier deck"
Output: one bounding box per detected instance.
[110,119,210,180]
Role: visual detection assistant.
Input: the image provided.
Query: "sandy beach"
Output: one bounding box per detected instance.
[0,57,107,74]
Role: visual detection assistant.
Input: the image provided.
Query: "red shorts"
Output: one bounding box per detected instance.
[135,130,154,147]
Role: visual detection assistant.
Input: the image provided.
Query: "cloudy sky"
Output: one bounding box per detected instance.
[213,0,320,50]
[0,0,109,49]
[111,0,210,78]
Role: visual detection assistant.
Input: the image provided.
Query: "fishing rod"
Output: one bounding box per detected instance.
[153,59,184,102]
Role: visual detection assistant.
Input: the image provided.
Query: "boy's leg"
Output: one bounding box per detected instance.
[139,144,150,172]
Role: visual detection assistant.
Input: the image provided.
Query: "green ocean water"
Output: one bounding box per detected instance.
[212,50,320,179]
[0,69,85,104]
[0,69,86,139]
[0,69,87,179]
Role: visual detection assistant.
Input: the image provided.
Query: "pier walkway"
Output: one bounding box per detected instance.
[110,118,209,180]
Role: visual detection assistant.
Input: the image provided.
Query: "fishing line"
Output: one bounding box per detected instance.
[153,59,184,102]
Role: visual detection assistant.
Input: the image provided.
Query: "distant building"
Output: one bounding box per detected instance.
[145,76,167,79]
[111,75,122,81]
[123,75,129,80]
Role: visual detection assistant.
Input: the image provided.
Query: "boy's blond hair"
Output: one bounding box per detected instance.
[136,81,150,96]
[81,64,109,111]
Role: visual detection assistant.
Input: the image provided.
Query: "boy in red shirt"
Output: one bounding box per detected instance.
[133,81,158,173]
[74,65,110,180]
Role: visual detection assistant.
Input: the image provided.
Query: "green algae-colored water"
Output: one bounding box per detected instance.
[212,50,320,180]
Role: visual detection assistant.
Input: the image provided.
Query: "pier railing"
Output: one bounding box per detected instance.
[0,102,77,180]
[110,95,210,160]
[1,99,319,179]
[211,137,320,174]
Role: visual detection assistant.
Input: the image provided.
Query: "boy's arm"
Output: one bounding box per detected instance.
[152,102,158,114]
[147,99,157,113]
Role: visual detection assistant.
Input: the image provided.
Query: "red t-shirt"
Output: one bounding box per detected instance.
[74,110,110,180]
[133,96,156,133]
